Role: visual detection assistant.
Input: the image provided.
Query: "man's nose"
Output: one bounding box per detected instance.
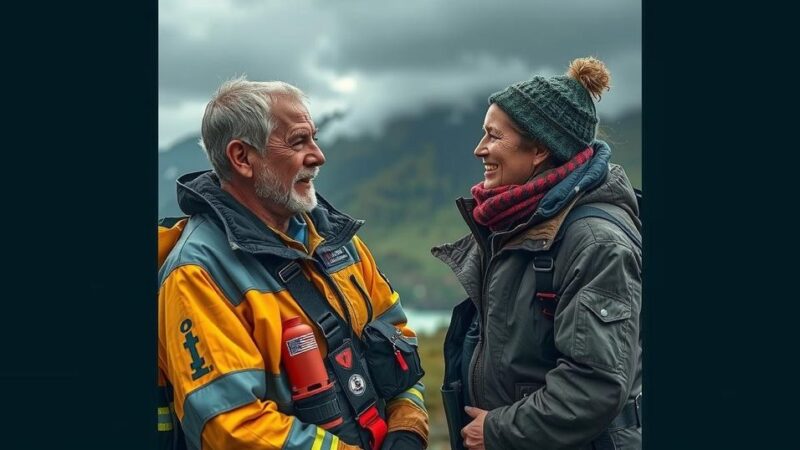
[306,141,326,166]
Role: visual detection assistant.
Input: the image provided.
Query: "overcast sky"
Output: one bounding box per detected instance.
[159,0,641,149]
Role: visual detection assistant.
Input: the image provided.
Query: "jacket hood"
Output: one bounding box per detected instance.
[537,140,611,217]
[539,139,639,228]
[574,162,640,230]
[176,170,363,260]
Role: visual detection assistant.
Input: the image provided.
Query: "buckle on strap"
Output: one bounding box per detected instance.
[318,311,341,341]
[357,404,388,450]
[532,256,554,272]
[608,393,643,431]
[278,261,302,283]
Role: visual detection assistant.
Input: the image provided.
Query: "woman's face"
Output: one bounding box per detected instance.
[474,104,538,189]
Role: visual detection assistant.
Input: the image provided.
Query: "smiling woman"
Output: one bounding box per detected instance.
[475,104,545,189]
[433,56,643,450]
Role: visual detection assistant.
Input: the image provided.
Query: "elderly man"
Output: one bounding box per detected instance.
[158,77,428,450]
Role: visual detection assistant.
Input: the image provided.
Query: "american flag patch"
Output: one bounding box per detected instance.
[286,333,318,357]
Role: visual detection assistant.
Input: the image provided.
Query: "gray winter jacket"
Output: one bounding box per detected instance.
[433,143,642,450]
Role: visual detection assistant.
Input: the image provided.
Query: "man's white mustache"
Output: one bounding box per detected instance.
[295,167,320,182]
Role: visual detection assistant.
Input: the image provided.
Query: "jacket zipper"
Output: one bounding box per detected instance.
[469,339,483,406]
[455,197,499,407]
[454,200,547,407]
[470,239,507,408]
[469,231,543,407]
[349,274,374,324]
[469,267,489,407]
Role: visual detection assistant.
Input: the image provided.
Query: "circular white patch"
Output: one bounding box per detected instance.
[348,374,366,396]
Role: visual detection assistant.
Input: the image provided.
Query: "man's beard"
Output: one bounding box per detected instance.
[254,165,319,214]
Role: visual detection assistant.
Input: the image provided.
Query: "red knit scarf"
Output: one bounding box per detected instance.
[471,147,594,231]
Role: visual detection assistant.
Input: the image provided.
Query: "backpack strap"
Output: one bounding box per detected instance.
[261,257,387,450]
[556,204,641,249]
[266,259,350,349]
[534,203,644,443]
[531,252,558,318]
[533,203,642,318]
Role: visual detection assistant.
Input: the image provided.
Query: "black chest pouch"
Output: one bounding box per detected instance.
[362,319,424,399]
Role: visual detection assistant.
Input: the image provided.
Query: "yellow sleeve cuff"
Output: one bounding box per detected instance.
[386,400,429,448]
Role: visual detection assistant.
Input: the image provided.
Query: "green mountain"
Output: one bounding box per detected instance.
[159,102,640,309]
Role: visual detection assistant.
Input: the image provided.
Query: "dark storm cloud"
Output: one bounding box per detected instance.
[159,0,640,148]
[313,0,640,73]
[158,1,330,105]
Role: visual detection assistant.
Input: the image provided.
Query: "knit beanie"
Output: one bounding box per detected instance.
[488,57,611,163]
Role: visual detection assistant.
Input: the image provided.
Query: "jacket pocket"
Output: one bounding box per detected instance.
[362,319,424,399]
[572,287,632,372]
[441,381,467,450]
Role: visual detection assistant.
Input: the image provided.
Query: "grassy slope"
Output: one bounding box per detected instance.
[417,327,450,449]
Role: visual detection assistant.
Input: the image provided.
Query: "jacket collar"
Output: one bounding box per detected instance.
[502,195,583,252]
[176,170,363,260]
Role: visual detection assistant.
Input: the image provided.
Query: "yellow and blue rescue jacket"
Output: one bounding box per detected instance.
[158,171,428,450]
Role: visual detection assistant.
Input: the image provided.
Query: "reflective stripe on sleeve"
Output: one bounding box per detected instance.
[182,369,266,449]
[391,383,426,410]
[157,406,174,431]
[285,419,339,450]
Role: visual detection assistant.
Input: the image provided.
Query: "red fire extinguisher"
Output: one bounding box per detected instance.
[281,316,343,429]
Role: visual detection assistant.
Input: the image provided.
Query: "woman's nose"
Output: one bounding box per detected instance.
[474,137,489,157]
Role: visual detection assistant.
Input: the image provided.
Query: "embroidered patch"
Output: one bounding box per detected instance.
[180,319,213,380]
[286,332,318,357]
[348,374,366,396]
[334,347,353,370]
[318,246,352,269]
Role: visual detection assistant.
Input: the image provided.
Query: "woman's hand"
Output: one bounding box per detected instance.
[461,406,488,450]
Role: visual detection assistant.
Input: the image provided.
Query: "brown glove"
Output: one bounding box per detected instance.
[338,442,364,450]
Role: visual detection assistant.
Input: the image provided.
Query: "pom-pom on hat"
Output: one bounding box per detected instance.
[488,56,611,163]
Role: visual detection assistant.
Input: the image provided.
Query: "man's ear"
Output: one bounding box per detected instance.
[226,140,254,179]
